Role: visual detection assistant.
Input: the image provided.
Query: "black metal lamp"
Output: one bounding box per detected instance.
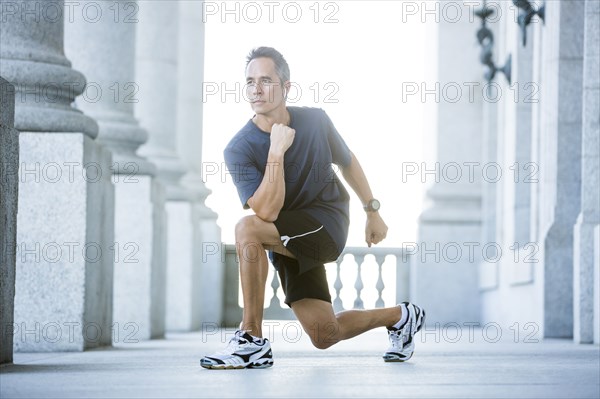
[512,0,546,46]
[475,2,512,85]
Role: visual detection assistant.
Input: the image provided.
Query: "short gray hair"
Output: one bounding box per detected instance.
[245,47,290,84]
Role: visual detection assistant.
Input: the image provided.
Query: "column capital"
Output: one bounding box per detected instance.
[64,0,156,175]
[0,0,97,136]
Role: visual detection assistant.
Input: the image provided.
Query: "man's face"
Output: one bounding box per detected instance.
[245,57,288,115]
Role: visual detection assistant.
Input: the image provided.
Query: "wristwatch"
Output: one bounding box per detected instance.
[363,198,381,212]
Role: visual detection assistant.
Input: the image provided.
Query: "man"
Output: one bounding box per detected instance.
[200,47,425,369]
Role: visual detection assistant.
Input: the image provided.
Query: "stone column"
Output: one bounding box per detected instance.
[478,16,500,294]
[538,0,585,338]
[134,0,188,337]
[511,28,534,249]
[478,87,499,292]
[0,0,114,351]
[414,3,483,324]
[63,0,162,342]
[573,0,600,344]
[0,78,19,363]
[480,1,545,331]
[165,0,223,332]
[594,225,600,344]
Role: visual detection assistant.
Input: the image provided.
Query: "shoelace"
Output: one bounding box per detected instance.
[215,331,251,355]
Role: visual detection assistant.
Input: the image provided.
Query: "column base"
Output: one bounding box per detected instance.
[414,222,481,325]
[594,225,599,345]
[165,201,196,332]
[543,222,574,339]
[198,213,224,326]
[165,200,222,331]
[573,214,598,343]
[112,176,166,343]
[415,182,482,325]
[14,133,114,352]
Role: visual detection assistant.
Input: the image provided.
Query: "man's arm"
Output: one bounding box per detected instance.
[247,123,295,222]
[341,151,389,247]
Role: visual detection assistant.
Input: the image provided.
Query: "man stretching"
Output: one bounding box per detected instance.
[201,47,425,369]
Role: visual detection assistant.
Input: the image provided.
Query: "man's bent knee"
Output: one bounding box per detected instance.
[311,338,335,350]
[235,215,283,248]
[235,215,262,240]
[304,321,340,350]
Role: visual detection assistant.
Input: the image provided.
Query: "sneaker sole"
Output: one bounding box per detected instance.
[200,358,274,370]
[383,352,413,362]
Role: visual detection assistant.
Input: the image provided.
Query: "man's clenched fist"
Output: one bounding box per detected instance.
[270,123,295,156]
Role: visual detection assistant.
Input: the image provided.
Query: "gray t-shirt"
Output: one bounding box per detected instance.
[224,106,351,252]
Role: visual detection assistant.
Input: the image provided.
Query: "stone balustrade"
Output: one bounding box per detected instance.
[222,245,413,326]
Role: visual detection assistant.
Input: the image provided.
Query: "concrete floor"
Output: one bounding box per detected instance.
[1,323,599,399]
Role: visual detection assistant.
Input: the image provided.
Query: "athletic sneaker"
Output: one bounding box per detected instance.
[383,302,426,362]
[200,330,274,369]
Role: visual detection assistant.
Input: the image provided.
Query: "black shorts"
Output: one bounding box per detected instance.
[271,210,342,307]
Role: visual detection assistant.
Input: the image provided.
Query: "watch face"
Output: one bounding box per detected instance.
[371,200,381,211]
[371,199,380,211]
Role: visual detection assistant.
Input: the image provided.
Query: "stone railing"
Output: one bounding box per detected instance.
[222,245,413,326]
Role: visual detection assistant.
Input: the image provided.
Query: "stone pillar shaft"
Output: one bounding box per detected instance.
[133,0,191,337]
[573,0,600,343]
[136,0,186,196]
[539,0,585,338]
[415,3,482,324]
[165,0,224,331]
[63,0,164,342]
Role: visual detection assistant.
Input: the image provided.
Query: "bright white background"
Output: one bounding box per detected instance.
[202,1,427,249]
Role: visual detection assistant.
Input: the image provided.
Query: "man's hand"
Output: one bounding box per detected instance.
[365,212,388,247]
[270,123,295,156]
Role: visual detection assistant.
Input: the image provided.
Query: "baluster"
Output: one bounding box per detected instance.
[375,253,387,308]
[353,254,365,309]
[333,255,345,312]
[269,271,282,309]
[396,253,410,304]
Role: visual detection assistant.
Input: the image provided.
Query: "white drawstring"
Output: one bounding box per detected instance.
[280,225,324,247]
